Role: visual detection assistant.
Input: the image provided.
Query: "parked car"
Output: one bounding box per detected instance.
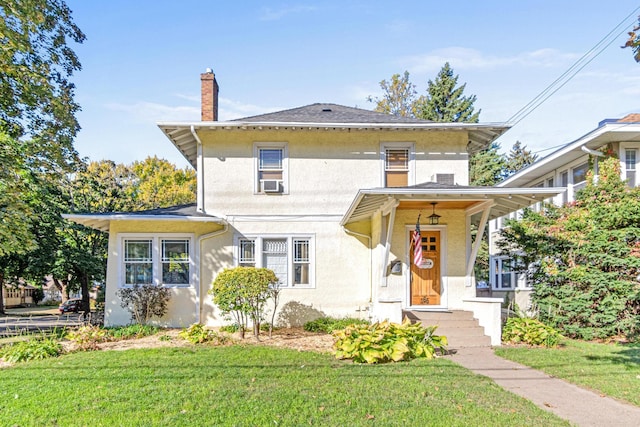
[58,298,82,314]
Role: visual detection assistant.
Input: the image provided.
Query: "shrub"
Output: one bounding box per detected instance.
[333,319,447,364]
[502,317,562,347]
[0,336,62,363]
[304,317,370,333]
[117,284,171,325]
[66,325,110,351]
[210,267,278,338]
[179,323,229,345]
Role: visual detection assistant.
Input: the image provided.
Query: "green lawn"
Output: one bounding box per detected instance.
[495,339,640,406]
[0,345,569,426]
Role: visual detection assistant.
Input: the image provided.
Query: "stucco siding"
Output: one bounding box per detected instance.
[199,129,469,217]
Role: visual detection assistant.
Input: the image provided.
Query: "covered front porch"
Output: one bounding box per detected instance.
[341,182,561,345]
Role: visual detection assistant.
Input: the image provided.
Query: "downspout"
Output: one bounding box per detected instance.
[581,146,604,180]
[196,222,229,323]
[190,125,204,213]
[342,227,373,305]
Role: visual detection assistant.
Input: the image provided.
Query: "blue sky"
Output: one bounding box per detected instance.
[66,1,640,169]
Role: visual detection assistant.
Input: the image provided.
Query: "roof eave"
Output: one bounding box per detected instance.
[158,121,510,168]
[63,213,226,232]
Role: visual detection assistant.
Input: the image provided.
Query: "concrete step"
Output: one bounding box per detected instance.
[403,310,491,348]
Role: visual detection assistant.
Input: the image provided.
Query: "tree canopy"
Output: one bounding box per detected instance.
[624,16,640,62]
[0,0,85,171]
[367,71,418,117]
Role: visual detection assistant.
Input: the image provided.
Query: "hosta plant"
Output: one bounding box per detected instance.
[332,318,447,364]
[502,317,562,347]
[0,337,63,363]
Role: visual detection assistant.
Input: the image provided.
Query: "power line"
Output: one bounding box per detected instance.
[505,6,640,129]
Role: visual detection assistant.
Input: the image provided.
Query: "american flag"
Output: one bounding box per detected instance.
[413,215,423,267]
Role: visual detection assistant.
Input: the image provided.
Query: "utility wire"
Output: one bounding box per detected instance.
[505,6,640,129]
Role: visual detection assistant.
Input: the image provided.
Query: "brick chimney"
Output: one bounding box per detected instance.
[201,68,219,121]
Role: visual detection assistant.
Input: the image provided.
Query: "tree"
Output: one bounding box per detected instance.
[414,62,480,123]
[505,141,538,177]
[469,142,507,186]
[0,0,85,171]
[367,71,418,117]
[129,156,196,210]
[624,16,640,62]
[210,267,279,339]
[498,157,640,340]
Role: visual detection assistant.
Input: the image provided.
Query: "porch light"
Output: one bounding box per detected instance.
[428,202,440,225]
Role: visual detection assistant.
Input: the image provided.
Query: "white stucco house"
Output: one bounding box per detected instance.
[66,70,560,345]
[488,114,640,309]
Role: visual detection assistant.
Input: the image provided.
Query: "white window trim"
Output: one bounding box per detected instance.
[233,234,315,288]
[620,142,640,186]
[490,256,531,291]
[118,233,195,288]
[253,142,289,194]
[380,142,415,187]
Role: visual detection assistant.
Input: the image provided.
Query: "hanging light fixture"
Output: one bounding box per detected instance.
[428,202,440,225]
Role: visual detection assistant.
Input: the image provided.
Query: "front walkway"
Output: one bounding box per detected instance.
[447,347,640,427]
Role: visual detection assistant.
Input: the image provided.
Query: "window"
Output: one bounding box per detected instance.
[161,240,190,285]
[490,257,521,290]
[235,235,314,287]
[572,162,589,192]
[239,239,255,267]
[293,239,310,285]
[255,144,288,193]
[626,149,637,187]
[385,148,409,187]
[121,235,193,287]
[124,240,153,285]
[382,143,413,187]
[560,171,569,204]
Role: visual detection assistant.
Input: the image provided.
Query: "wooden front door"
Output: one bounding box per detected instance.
[410,230,441,306]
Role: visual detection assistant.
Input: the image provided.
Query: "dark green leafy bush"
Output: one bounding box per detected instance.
[304,317,370,333]
[0,337,62,363]
[333,319,447,364]
[502,317,562,347]
[106,324,159,340]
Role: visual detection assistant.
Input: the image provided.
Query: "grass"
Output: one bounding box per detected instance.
[495,339,640,406]
[0,345,569,426]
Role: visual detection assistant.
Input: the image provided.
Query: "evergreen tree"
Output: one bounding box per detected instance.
[414,62,480,123]
[498,157,640,339]
[505,141,538,177]
[469,142,507,186]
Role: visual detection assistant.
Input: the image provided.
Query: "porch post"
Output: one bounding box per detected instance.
[465,200,494,285]
[380,197,399,287]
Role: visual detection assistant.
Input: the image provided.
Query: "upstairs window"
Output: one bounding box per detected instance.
[383,145,413,187]
[255,144,288,194]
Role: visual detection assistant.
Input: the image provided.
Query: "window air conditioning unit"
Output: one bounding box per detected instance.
[262,180,282,193]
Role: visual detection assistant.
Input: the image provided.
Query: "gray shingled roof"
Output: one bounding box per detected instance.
[233,103,434,124]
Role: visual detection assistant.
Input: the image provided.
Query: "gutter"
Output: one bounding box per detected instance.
[190,125,205,212]
[196,223,229,323]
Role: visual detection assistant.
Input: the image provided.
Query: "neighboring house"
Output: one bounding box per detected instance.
[488,114,640,309]
[2,283,36,307]
[66,70,558,345]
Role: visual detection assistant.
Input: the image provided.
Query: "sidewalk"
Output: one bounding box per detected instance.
[447,347,640,427]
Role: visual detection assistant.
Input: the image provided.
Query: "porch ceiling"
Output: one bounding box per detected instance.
[341,186,563,225]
